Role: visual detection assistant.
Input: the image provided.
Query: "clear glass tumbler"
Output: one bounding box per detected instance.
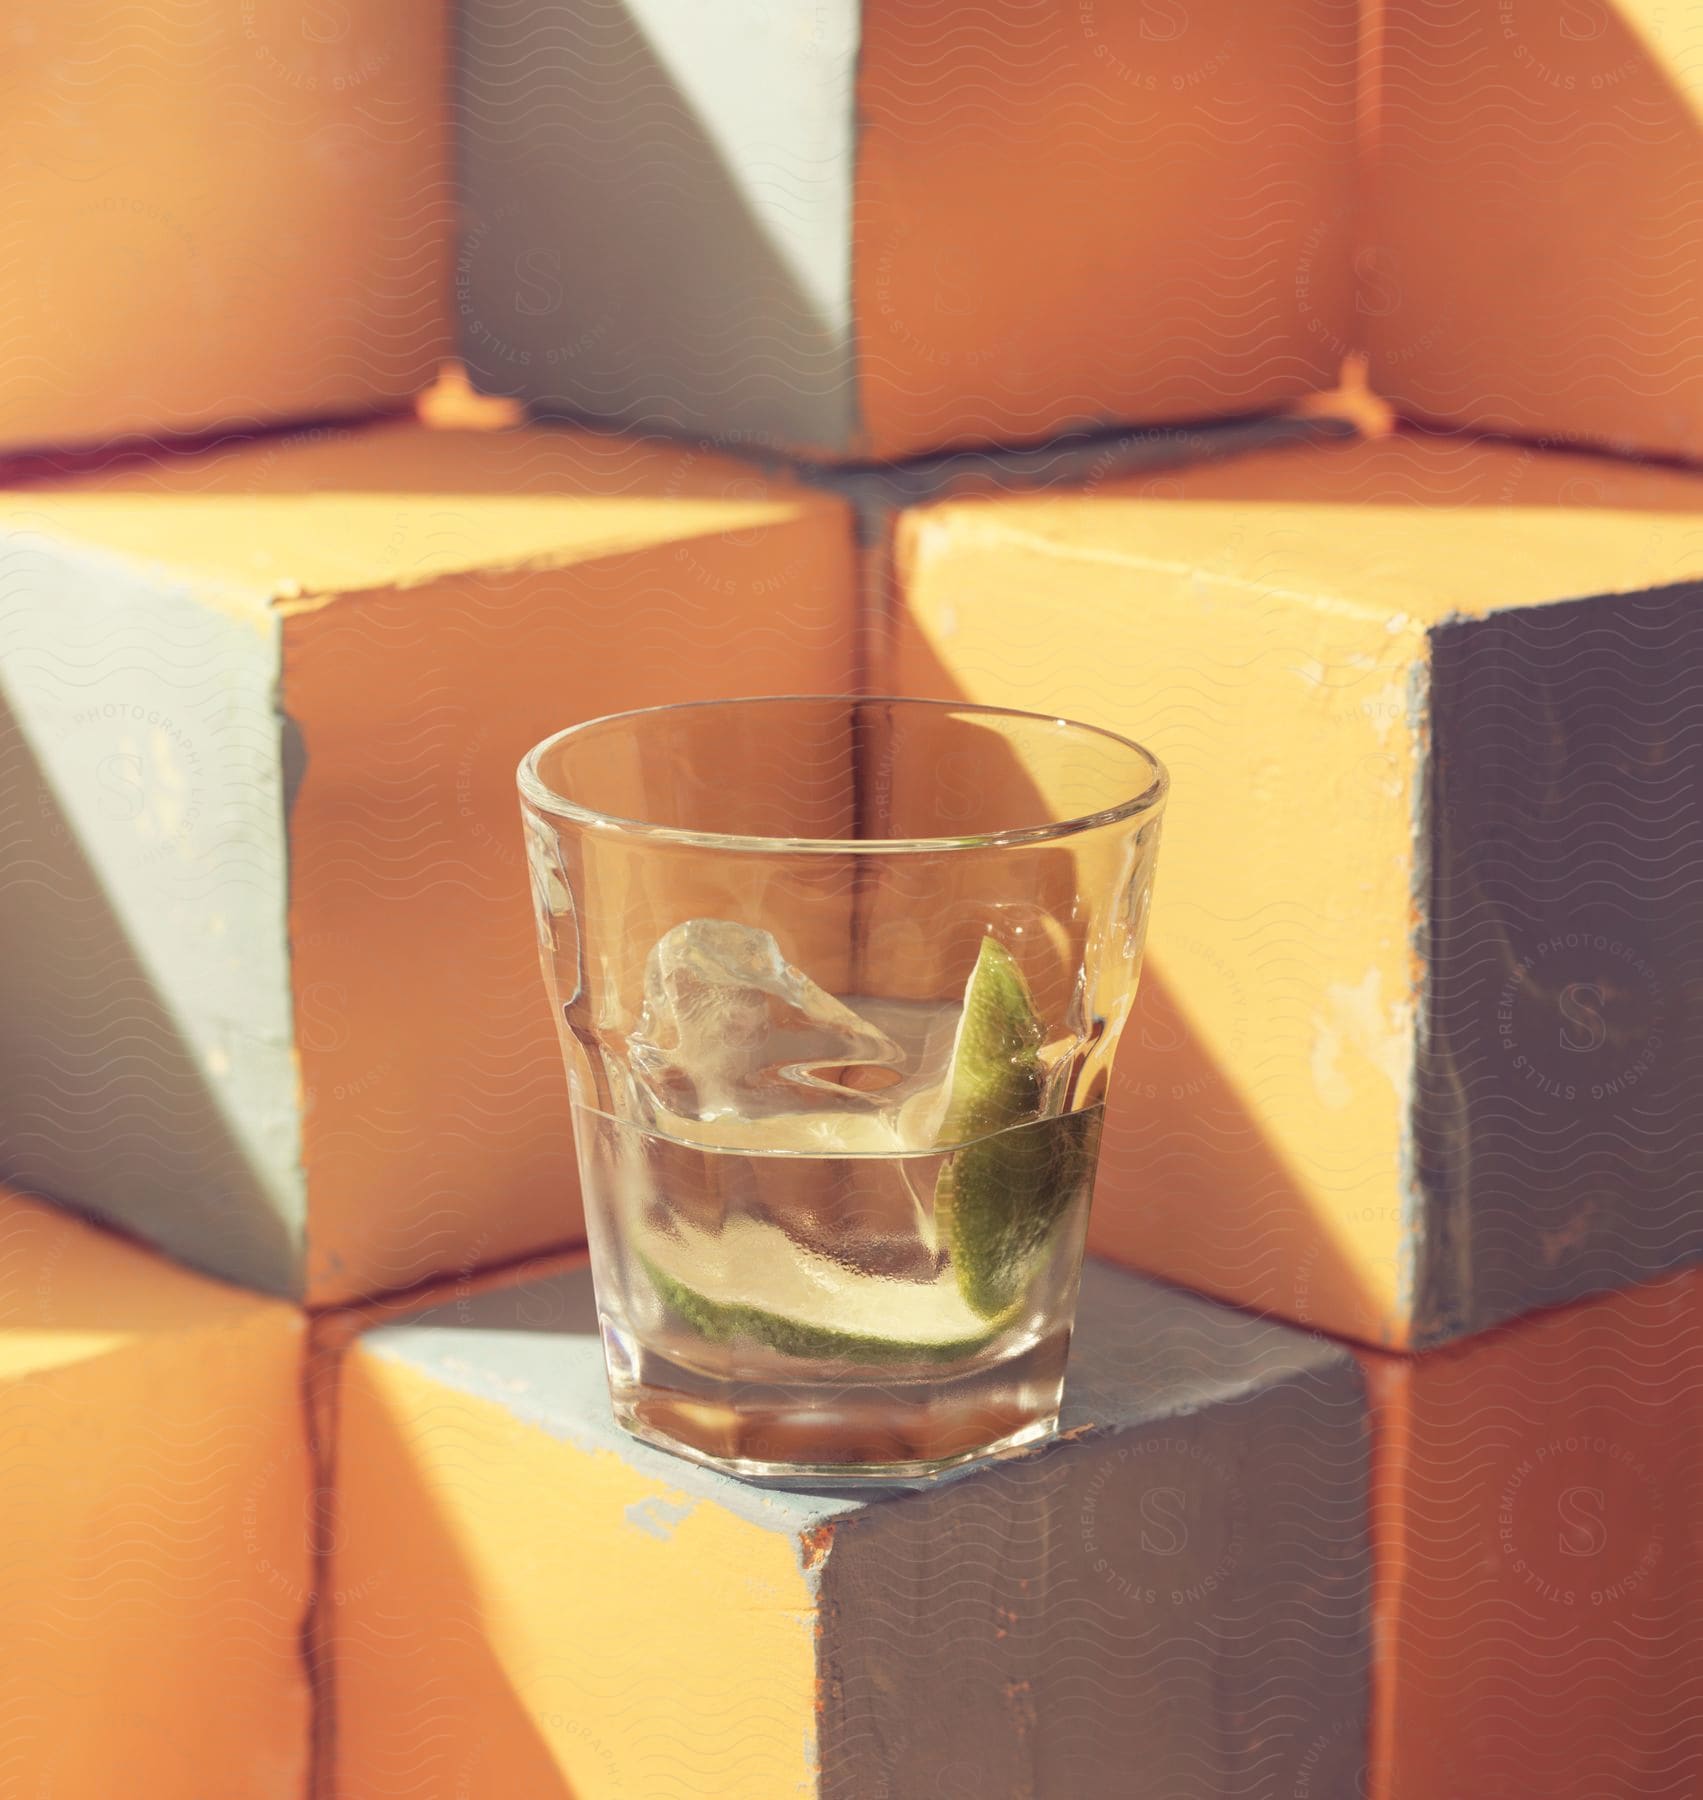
[518,696,1165,1482]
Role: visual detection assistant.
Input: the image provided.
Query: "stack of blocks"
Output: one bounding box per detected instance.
[0,4,1699,1798]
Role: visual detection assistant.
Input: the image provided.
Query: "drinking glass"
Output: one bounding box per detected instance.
[518,696,1165,1482]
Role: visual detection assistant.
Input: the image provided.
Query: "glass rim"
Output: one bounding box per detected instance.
[516,694,1168,855]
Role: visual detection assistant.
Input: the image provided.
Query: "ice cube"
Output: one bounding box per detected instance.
[629,920,905,1125]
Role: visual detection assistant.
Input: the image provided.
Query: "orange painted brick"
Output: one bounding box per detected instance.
[0,1186,310,1796]
[0,1,450,455]
[1361,1269,1703,1800]
[457,0,1358,459]
[0,420,857,1302]
[887,430,1703,1347]
[1363,0,1703,459]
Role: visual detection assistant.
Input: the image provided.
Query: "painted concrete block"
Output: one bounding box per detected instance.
[0,1185,310,1797]
[326,1258,1370,1798]
[886,430,1703,1347]
[1363,0,1703,459]
[0,0,450,455]
[1360,1268,1703,1800]
[0,419,857,1302]
[456,0,1358,460]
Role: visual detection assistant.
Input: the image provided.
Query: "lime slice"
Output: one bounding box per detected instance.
[933,938,1090,1319]
[936,937,1048,1136]
[638,1214,1000,1365]
[937,1108,1100,1320]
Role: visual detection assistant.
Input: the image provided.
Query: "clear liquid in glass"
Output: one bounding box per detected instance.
[577,998,1100,1484]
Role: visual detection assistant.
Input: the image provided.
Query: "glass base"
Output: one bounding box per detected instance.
[612,1397,1061,1487]
[603,1319,1069,1487]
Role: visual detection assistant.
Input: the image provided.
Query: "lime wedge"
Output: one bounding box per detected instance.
[933,938,1091,1319]
[937,1108,1100,1320]
[936,937,1048,1137]
[638,1214,1001,1365]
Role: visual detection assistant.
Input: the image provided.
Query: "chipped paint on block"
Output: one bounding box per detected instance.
[328,1258,1370,1797]
[623,1494,698,1542]
[1312,969,1412,1113]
